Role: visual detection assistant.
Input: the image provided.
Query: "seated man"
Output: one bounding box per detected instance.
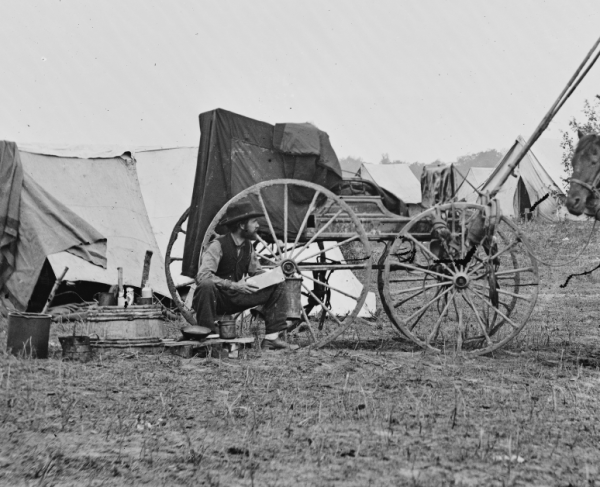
[193,201,298,351]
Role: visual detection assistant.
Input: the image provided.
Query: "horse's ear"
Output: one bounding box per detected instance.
[578,129,586,139]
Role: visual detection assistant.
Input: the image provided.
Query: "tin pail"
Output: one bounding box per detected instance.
[7,312,52,358]
[58,336,93,362]
[284,277,303,319]
[218,320,237,339]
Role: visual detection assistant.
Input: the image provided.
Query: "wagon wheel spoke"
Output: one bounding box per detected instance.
[395,262,453,281]
[403,285,453,326]
[389,276,441,283]
[461,291,493,346]
[292,209,344,260]
[426,290,456,346]
[392,281,450,297]
[302,273,361,301]
[282,183,289,258]
[288,190,320,258]
[469,288,520,331]
[494,267,534,277]
[254,237,280,265]
[470,282,531,302]
[296,235,360,264]
[256,190,282,259]
[393,284,438,310]
[440,238,459,273]
[299,307,318,343]
[403,233,453,275]
[303,283,356,347]
[468,240,519,276]
[460,207,467,260]
[391,282,450,312]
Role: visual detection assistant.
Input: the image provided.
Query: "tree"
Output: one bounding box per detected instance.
[380,153,409,165]
[561,97,600,185]
[454,149,504,170]
[338,155,365,177]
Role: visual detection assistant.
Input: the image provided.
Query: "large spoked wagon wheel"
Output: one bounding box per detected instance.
[200,179,372,348]
[379,202,539,356]
[165,207,197,325]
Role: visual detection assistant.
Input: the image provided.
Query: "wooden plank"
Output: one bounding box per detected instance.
[162,336,254,347]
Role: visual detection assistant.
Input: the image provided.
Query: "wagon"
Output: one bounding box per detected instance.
[165,109,539,356]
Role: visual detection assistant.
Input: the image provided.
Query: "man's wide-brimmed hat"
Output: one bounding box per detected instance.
[220,201,264,226]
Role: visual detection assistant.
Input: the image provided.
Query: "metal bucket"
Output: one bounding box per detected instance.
[7,312,52,358]
[58,336,93,362]
[284,277,303,319]
[218,320,237,339]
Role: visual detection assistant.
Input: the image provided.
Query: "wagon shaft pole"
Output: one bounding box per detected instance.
[489,35,600,198]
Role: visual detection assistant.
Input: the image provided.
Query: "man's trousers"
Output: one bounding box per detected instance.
[192,280,288,334]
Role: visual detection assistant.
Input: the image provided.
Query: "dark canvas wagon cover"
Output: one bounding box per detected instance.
[182,109,343,278]
[420,165,458,208]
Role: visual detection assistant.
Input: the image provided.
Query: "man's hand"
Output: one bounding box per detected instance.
[232,281,259,294]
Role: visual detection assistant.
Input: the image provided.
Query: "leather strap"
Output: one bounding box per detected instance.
[570,172,600,199]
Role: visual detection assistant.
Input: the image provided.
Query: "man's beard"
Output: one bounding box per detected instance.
[241,227,258,241]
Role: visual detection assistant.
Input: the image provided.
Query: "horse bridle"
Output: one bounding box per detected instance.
[570,172,600,202]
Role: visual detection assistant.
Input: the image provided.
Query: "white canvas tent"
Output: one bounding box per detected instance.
[135,147,198,286]
[359,163,422,207]
[455,167,494,203]
[18,148,172,297]
[480,136,568,222]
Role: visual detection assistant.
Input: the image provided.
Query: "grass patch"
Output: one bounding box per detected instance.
[1,220,600,485]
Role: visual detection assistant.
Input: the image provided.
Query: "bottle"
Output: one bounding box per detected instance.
[141,285,152,299]
[126,287,135,306]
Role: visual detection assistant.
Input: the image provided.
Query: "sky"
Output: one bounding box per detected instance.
[1,0,600,164]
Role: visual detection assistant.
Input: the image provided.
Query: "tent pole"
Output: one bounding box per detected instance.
[41,267,69,314]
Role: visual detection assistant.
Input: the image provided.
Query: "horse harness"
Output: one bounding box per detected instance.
[570,172,600,201]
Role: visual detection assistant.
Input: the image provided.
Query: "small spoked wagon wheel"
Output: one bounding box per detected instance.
[379,202,539,356]
[165,207,197,325]
[201,179,373,348]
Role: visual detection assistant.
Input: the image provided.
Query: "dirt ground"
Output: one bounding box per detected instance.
[2,220,600,486]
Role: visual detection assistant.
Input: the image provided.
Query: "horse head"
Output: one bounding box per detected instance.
[566,130,600,217]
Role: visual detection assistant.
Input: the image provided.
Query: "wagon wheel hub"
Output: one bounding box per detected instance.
[280,259,298,277]
[452,271,470,289]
